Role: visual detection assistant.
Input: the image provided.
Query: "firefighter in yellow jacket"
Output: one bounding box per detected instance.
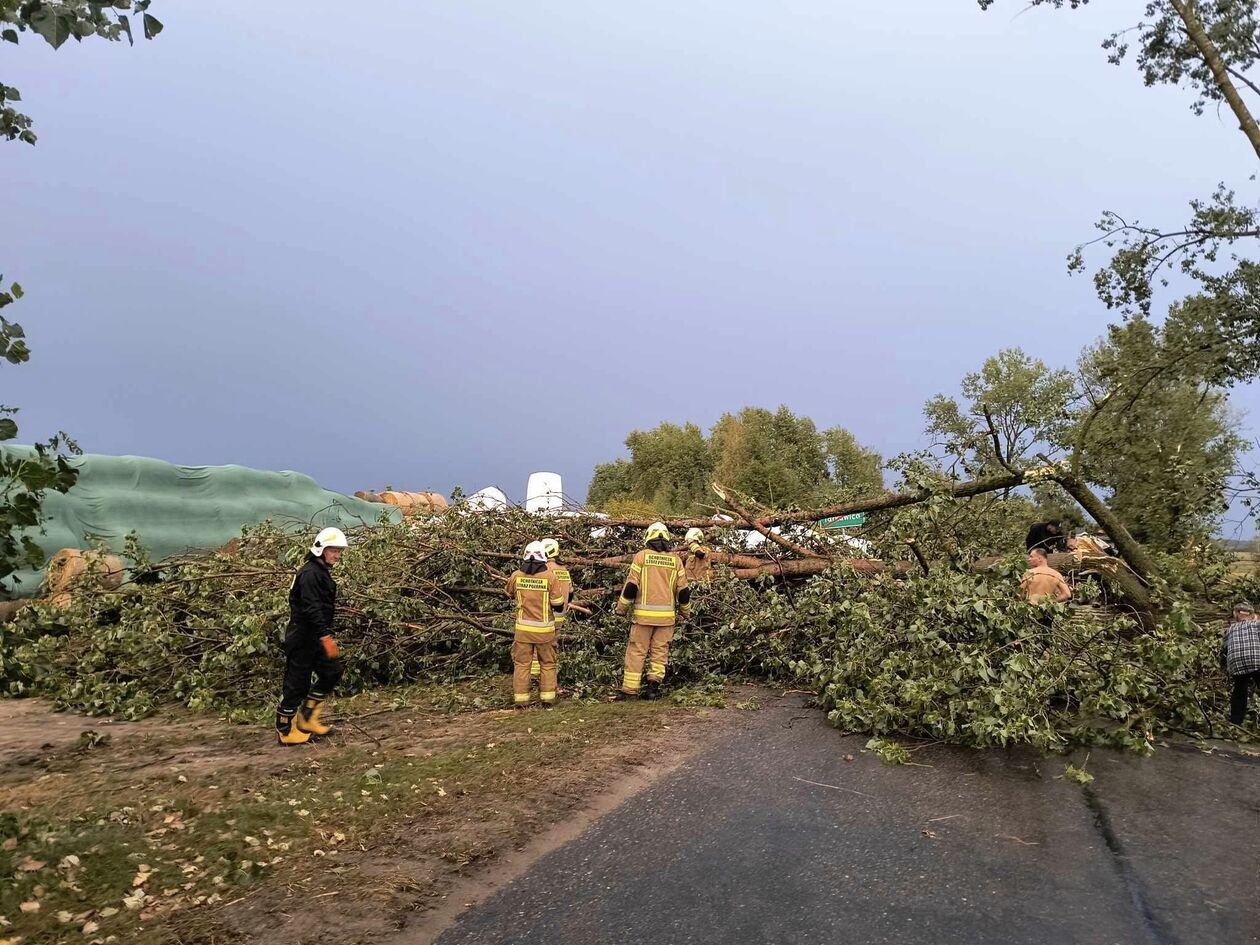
[530,538,574,682]
[617,523,690,700]
[681,527,713,585]
[505,541,566,708]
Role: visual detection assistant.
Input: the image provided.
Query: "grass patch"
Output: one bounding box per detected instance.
[1,681,720,944]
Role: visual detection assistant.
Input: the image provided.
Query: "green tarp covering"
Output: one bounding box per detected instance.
[1,447,401,597]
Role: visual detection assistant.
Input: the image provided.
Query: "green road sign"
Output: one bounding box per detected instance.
[819,513,866,529]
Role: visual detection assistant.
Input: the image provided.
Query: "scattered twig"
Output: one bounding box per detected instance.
[792,776,875,799]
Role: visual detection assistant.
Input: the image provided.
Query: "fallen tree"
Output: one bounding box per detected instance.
[587,466,1159,596]
[0,474,1249,751]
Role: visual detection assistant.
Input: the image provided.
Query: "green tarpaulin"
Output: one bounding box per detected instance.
[1,447,401,597]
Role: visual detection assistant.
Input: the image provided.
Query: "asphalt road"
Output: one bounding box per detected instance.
[431,695,1259,945]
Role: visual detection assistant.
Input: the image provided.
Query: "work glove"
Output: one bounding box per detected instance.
[320,635,340,659]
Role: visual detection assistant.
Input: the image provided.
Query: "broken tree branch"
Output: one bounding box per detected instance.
[714,483,824,561]
[587,470,1027,530]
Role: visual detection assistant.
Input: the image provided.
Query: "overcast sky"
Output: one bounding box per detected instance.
[4,1,1256,532]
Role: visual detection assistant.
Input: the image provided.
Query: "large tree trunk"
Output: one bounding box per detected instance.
[1050,470,1160,586]
[582,463,1161,623]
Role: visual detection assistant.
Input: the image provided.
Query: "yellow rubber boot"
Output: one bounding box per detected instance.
[276,710,311,746]
[295,697,332,736]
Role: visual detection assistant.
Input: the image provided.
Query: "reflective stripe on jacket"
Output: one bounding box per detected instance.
[505,570,566,640]
[623,550,687,626]
[545,561,574,625]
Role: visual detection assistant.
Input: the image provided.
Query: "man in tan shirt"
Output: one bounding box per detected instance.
[1021,547,1072,604]
[617,523,690,700]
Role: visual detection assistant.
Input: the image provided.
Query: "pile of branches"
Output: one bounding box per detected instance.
[0,492,1253,751]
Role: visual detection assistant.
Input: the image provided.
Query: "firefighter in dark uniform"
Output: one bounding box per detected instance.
[276,527,348,745]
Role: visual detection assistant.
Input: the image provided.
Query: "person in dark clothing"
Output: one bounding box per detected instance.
[276,527,349,745]
[1025,520,1066,554]
[1222,601,1260,726]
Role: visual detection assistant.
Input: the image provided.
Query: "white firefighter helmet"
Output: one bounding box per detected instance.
[685,527,705,545]
[523,540,549,563]
[311,527,349,558]
[540,537,560,559]
[645,522,672,543]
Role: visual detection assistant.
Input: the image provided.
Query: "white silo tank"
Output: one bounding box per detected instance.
[525,471,563,514]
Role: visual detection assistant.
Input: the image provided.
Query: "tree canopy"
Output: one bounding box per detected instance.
[587,406,883,516]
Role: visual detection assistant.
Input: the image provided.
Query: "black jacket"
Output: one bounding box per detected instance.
[1025,522,1066,554]
[286,555,337,647]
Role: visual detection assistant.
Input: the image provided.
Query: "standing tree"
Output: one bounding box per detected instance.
[924,348,1076,479]
[709,406,832,508]
[1076,314,1247,550]
[978,0,1260,527]
[820,426,885,497]
[587,422,712,515]
[586,407,882,515]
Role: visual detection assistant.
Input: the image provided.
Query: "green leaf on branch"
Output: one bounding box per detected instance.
[29,10,74,49]
[1063,764,1095,785]
[865,738,911,765]
[142,13,162,39]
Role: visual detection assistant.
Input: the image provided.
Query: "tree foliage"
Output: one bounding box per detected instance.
[0,278,79,594]
[0,508,1250,753]
[924,349,1075,478]
[1,0,163,145]
[925,333,1246,551]
[979,0,1260,125]
[710,407,832,508]
[1,2,160,589]
[1077,316,1246,549]
[977,3,1260,529]
[587,407,883,515]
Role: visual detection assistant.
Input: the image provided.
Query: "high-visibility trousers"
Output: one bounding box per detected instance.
[513,638,557,704]
[621,622,675,693]
[531,616,564,678]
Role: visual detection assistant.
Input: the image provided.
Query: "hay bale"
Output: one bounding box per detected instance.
[45,548,125,608]
[0,599,31,623]
[380,491,448,514]
[47,549,88,596]
[415,491,449,511]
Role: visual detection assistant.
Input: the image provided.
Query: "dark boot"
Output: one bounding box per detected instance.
[276,710,311,746]
[641,681,663,701]
[614,689,639,701]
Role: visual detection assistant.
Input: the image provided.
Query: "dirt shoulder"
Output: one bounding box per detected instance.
[0,680,740,945]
